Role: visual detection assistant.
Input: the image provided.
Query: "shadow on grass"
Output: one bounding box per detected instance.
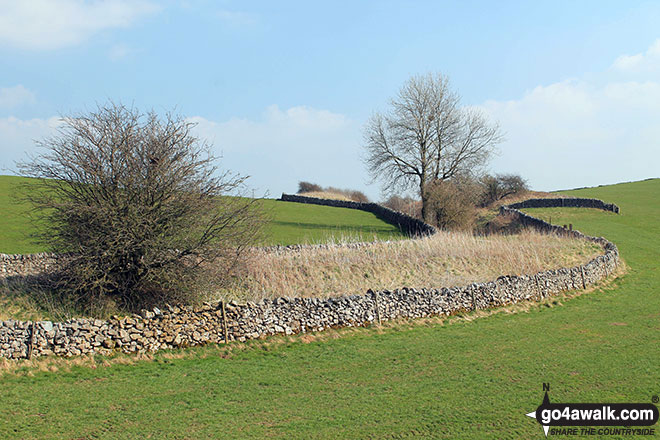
[270,220,398,234]
[0,274,87,322]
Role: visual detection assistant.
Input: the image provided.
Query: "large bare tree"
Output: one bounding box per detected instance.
[19,102,263,313]
[364,73,503,223]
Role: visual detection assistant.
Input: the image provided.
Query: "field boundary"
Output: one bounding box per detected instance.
[505,197,620,213]
[0,197,619,359]
[280,193,437,237]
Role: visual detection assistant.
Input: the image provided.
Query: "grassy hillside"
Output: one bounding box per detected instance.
[260,198,404,245]
[0,178,657,439]
[0,175,405,254]
[0,175,44,254]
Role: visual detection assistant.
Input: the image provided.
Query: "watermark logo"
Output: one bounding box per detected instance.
[525,384,659,437]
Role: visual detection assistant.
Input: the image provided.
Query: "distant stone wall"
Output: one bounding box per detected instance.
[506,197,620,214]
[0,252,63,279]
[280,193,437,237]
[0,196,620,359]
[0,191,434,280]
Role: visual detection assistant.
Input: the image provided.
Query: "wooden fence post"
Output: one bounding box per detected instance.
[373,291,382,326]
[221,301,229,344]
[534,275,543,299]
[27,321,37,359]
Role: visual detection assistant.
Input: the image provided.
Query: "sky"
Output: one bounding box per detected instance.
[1,0,659,200]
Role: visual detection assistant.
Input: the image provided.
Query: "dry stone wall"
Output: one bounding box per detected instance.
[506,197,620,213]
[0,193,434,279]
[280,193,437,236]
[0,197,620,359]
[0,252,63,279]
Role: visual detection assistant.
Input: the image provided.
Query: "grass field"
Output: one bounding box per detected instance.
[0,178,657,439]
[0,175,405,254]
[259,198,405,245]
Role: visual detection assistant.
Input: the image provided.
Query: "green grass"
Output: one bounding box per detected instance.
[0,175,405,253]
[0,178,658,439]
[0,175,44,254]
[259,198,405,245]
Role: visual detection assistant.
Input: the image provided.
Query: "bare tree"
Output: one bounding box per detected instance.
[18,102,263,314]
[364,73,503,223]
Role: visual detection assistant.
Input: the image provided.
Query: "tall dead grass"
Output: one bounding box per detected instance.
[297,191,353,201]
[220,229,602,301]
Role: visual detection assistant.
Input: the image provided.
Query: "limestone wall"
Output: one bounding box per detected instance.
[0,252,63,279]
[0,197,620,359]
[506,197,620,213]
[280,193,437,236]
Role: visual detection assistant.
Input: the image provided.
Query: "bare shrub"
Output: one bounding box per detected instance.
[298,181,323,193]
[326,186,370,203]
[298,182,371,203]
[426,177,482,230]
[18,102,263,314]
[479,212,525,235]
[349,190,370,203]
[382,195,421,218]
[480,173,529,206]
[295,191,352,201]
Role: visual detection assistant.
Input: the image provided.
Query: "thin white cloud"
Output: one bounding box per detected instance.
[108,43,135,61]
[0,85,36,108]
[612,39,660,73]
[215,10,257,27]
[481,41,660,191]
[0,116,61,172]
[188,105,366,198]
[612,53,644,71]
[0,106,368,199]
[0,0,159,50]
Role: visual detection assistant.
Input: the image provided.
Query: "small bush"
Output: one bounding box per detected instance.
[298,181,323,193]
[297,182,370,203]
[426,177,482,230]
[480,173,529,206]
[348,190,370,203]
[382,195,421,218]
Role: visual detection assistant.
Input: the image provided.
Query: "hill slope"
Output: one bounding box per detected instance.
[0,179,657,439]
[0,175,405,253]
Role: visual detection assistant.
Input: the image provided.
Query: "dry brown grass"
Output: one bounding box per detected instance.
[1,262,625,377]
[220,229,602,301]
[297,191,354,201]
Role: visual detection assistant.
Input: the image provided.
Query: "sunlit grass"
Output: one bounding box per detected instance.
[0,178,657,439]
[224,229,601,301]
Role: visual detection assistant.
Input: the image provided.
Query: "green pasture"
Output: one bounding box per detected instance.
[0,178,658,439]
[0,175,404,254]
[259,198,405,245]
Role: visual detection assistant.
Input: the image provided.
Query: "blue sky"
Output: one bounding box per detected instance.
[1,0,659,200]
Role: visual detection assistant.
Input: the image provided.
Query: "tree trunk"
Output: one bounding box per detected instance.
[420,183,431,224]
